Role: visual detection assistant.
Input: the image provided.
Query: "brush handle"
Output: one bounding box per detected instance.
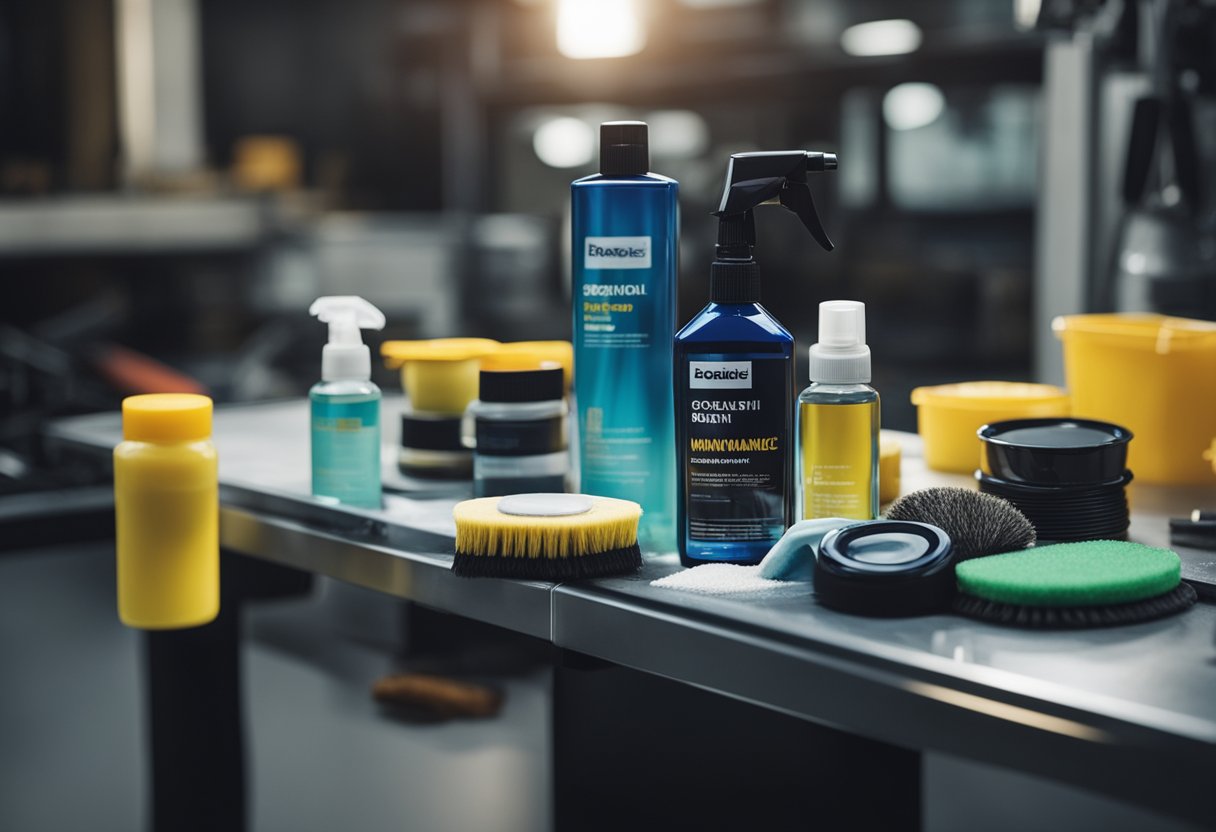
[372,673,503,718]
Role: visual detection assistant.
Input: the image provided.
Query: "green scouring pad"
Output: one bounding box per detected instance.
[954,540,1197,628]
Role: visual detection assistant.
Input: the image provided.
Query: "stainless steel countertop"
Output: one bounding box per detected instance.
[47,399,1216,826]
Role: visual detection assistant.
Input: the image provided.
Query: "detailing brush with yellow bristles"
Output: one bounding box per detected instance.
[452,493,642,580]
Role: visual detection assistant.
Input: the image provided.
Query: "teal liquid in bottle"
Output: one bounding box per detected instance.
[310,381,382,509]
[572,121,678,552]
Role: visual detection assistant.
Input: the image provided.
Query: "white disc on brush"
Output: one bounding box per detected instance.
[497,493,594,517]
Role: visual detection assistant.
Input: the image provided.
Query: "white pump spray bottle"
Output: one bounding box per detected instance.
[309,296,386,508]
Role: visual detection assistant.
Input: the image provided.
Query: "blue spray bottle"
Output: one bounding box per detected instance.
[674,151,838,566]
[572,122,678,551]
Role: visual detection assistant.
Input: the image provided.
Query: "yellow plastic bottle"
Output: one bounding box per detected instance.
[114,394,219,629]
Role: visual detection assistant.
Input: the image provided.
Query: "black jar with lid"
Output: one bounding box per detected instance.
[465,367,568,497]
[977,418,1133,542]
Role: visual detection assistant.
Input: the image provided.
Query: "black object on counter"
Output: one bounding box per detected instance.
[883,486,1036,561]
[398,413,473,479]
[979,418,1132,485]
[1170,513,1216,551]
[977,418,1133,543]
[814,521,955,617]
[977,471,1133,541]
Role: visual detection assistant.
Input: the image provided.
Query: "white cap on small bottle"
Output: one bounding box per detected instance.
[309,296,386,381]
[809,300,871,383]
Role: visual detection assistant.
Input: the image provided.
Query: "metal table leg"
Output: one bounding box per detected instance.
[553,652,922,830]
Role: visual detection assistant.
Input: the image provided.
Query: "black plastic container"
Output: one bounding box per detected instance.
[814,521,955,616]
[398,413,472,479]
[979,418,1132,485]
[976,418,1133,542]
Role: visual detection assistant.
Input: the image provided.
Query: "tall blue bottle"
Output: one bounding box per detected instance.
[572,121,678,552]
[675,300,794,566]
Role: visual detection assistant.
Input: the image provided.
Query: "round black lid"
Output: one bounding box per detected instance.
[979,418,1132,486]
[479,367,564,404]
[600,121,648,176]
[814,521,956,617]
[400,413,465,452]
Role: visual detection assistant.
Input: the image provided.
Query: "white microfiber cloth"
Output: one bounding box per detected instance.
[649,563,809,598]
[651,518,868,597]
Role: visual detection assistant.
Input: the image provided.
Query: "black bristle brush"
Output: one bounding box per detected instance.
[885,487,1035,560]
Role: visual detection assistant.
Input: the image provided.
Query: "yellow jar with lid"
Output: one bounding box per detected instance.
[381,338,500,414]
[114,394,219,629]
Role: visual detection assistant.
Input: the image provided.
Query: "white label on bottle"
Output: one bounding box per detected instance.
[689,361,753,389]
[584,236,651,269]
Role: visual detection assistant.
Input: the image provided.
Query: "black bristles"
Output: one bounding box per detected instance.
[886,487,1036,560]
[451,544,642,581]
[953,582,1197,629]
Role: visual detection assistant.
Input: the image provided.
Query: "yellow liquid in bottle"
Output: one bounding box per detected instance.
[799,399,879,520]
[115,440,218,628]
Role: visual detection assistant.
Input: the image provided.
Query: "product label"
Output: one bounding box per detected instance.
[474,416,564,457]
[689,360,753,389]
[799,402,877,520]
[584,236,651,269]
[578,236,656,350]
[682,355,789,542]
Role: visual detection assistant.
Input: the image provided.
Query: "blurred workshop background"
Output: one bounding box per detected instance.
[0,1,1060,489]
[1,1,1214,830]
[4,0,1214,494]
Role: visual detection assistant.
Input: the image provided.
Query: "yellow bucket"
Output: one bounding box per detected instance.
[910,381,1070,473]
[1053,314,1216,484]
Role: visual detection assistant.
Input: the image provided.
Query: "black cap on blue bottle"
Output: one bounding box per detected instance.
[600,121,649,176]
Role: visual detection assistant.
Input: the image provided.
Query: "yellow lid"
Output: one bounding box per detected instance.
[879,434,901,460]
[122,394,213,442]
[380,338,500,369]
[910,381,1068,410]
[879,433,902,504]
[481,341,573,385]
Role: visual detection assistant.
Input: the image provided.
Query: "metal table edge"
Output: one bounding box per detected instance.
[551,581,1216,745]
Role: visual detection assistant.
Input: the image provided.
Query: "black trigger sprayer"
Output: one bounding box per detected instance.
[709,150,838,303]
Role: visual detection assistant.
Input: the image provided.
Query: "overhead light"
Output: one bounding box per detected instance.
[882,83,945,131]
[556,0,646,59]
[1013,0,1043,31]
[840,19,923,57]
[678,0,762,7]
[533,117,596,168]
[646,110,710,158]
